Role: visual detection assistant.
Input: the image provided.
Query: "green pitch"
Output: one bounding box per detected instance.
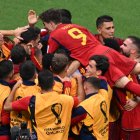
[0,0,139,38]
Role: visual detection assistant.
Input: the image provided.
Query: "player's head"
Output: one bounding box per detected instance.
[20,60,36,81]
[39,8,61,32]
[11,44,26,64]
[20,27,40,44]
[104,38,120,52]
[96,15,114,39]
[84,77,100,94]
[51,53,69,75]
[38,70,54,91]
[120,36,140,60]
[59,9,72,24]
[86,55,109,77]
[0,60,13,80]
[20,27,41,55]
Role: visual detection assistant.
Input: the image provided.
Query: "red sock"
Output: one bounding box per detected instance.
[125,81,140,96]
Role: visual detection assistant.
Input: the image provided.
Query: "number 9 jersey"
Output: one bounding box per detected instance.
[47,24,102,66]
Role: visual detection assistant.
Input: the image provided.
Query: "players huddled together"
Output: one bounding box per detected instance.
[0,8,140,140]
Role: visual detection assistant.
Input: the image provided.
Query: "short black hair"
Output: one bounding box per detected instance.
[89,55,109,75]
[127,36,140,53]
[42,53,54,70]
[38,70,54,90]
[51,53,69,74]
[0,60,13,79]
[59,9,72,24]
[20,27,40,44]
[104,38,120,52]
[39,8,61,24]
[96,15,113,28]
[11,45,26,64]
[20,60,36,81]
[84,77,100,90]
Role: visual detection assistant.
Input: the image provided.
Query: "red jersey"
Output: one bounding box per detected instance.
[94,34,124,46]
[48,24,102,66]
[114,74,140,130]
[48,24,136,87]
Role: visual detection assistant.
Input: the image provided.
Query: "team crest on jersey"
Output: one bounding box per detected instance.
[51,103,62,125]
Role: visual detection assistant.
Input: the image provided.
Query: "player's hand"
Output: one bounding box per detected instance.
[25,43,34,55]
[28,10,38,25]
[124,99,138,111]
[13,37,21,45]
[13,80,22,89]
[14,25,29,40]
[36,42,43,50]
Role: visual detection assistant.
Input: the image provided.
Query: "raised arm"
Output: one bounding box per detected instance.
[28,10,38,27]
[72,74,85,103]
[4,80,22,111]
[0,25,29,39]
[67,60,81,76]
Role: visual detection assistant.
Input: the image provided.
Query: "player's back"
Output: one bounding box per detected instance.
[49,24,102,66]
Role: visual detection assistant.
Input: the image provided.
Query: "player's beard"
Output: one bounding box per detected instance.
[120,49,130,57]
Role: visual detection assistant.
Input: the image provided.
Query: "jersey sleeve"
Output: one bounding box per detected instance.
[12,96,32,111]
[73,96,80,108]
[71,106,87,125]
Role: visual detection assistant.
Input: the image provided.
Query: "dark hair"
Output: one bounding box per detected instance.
[85,77,100,90]
[0,60,13,79]
[104,38,120,52]
[89,55,109,75]
[39,8,61,24]
[127,36,140,53]
[20,27,40,44]
[11,45,26,64]
[38,70,54,90]
[59,9,72,24]
[19,60,36,81]
[51,53,69,74]
[42,53,54,70]
[96,15,113,28]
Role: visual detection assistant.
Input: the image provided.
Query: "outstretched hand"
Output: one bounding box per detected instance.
[28,10,38,25]
[14,25,29,40]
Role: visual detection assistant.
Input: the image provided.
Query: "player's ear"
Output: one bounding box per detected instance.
[96,70,102,76]
[97,26,102,34]
[97,28,101,34]
[130,49,136,54]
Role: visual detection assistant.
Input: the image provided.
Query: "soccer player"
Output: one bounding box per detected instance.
[71,77,109,140]
[39,8,140,97]
[4,69,84,140]
[120,36,140,62]
[0,33,12,61]
[10,60,41,130]
[0,60,14,140]
[94,15,123,46]
[19,27,43,71]
[10,44,27,81]
[51,53,81,97]
[85,55,121,140]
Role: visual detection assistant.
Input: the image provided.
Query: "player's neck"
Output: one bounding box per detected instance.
[42,89,53,94]
[99,35,105,45]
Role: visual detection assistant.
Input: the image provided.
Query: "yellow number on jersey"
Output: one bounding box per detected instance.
[68,28,87,45]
